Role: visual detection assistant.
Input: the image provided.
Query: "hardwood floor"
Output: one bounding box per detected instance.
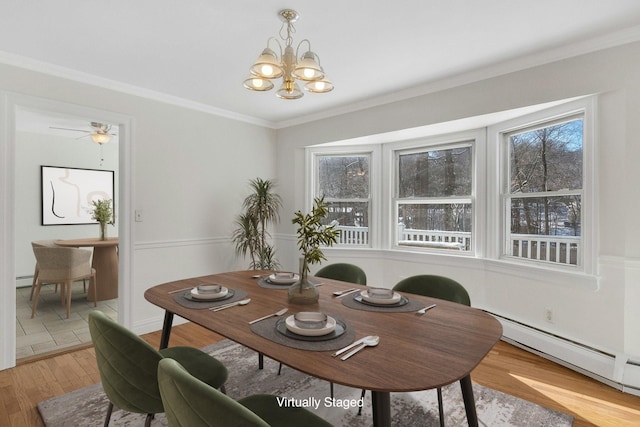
[1,322,639,426]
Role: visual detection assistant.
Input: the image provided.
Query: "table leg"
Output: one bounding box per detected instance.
[88,245,118,301]
[460,374,478,427]
[371,391,391,427]
[159,311,174,350]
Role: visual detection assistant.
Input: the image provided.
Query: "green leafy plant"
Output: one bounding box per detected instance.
[232,178,282,270]
[292,196,339,275]
[90,199,114,224]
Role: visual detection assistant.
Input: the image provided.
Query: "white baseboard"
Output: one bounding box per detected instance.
[493,312,640,397]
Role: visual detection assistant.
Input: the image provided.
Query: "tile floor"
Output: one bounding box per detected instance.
[16,282,118,359]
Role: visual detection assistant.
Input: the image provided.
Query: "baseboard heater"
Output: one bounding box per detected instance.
[487,311,640,397]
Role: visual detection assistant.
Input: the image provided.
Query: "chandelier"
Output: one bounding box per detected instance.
[243,9,333,100]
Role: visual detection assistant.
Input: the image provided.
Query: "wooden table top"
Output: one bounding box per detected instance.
[144,270,503,393]
[55,237,119,247]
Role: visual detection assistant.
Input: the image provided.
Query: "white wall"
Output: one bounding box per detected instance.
[0,60,277,367]
[274,42,640,372]
[14,131,119,285]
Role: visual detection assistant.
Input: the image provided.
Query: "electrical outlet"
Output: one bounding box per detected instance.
[544,308,554,323]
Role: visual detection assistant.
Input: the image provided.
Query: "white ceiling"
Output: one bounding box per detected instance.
[2,1,640,129]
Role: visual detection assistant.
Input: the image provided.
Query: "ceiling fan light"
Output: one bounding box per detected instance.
[276,78,303,99]
[243,76,275,91]
[249,48,284,78]
[293,51,324,81]
[305,77,334,93]
[91,133,111,144]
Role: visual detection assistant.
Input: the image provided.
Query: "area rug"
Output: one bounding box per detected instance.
[38,339,574,426]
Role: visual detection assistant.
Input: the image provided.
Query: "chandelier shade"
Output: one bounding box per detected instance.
[243,9,333,100]
[250,47,284,79]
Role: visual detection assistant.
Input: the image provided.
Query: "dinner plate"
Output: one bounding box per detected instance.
[284,314,336,336]
[276,316,346,341]
[354,294,409,308]
[360,289,402,305]
[186,287,231,301]
[268,273,299,285]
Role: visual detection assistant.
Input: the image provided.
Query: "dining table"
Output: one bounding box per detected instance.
[55,237,119,301]
[144,270,503,427]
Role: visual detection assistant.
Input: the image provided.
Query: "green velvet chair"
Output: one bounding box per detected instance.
[88,310,228,427]
[314,263,367,285]
[358,274,470,424]
[158,358,333,427]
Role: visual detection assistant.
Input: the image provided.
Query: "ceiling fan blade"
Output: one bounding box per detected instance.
[49,126,90,133]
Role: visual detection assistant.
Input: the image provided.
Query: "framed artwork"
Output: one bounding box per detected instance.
[41,165,114,225]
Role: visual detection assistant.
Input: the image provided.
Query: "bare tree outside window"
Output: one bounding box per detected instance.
[316,155,370,245]
[506,117,583,265]
[396,144,473,251]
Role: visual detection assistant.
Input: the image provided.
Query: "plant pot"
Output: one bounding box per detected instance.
[288,258,319,305]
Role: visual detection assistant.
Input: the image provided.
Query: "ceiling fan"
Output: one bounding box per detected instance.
[49,121,116,144]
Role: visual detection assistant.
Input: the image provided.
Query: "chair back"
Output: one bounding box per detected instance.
[315,263,367,285]
[88,310,165,415]
[32,247,92,282]
[31,240,59,248]
[393,274,471,306]
[158,358,270,427]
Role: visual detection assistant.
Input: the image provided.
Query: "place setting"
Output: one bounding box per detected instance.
[340,287,426,313]
[171,283,249,309]
[257,271,321,289]
[249,310,356,351]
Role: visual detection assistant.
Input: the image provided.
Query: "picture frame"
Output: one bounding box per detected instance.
[41,165,115,226]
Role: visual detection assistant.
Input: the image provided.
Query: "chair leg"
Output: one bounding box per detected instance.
[65,281,72,319]
[103,402,113,427]
[145,413,154,427]
[358,389,366,416]
[31,281,43,318]
[258,352,264,369]
[92,274,97,307]
[277,362,283,375]
[30,266,38,301]
[437,387,445,427]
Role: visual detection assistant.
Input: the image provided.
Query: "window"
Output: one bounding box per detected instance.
[502,115,584,266]
[395,142,474,251]
[315,154,371,246]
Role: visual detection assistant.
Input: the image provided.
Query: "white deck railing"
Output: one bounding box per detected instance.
[510,234,580,265]
[335,226,580,266]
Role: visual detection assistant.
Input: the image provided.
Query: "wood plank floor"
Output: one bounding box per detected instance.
[1,322,639,426]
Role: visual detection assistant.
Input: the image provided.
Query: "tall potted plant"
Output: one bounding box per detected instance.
[288,196,339,304]
[90,198,114,240]
[232,178,282,270]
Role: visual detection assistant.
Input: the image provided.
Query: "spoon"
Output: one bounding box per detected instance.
[340,336,380,360]
[210,298,251,311]
[248,308,288,324]
[416,303,437,315]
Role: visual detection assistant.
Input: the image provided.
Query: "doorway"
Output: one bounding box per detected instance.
[0,93,133,370]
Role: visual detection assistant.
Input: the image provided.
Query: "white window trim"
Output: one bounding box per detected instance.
[384,129,486,256]
[487,96,597,276]
[306,145,380,248]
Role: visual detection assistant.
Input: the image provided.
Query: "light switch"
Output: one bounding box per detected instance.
[135,210,143,222]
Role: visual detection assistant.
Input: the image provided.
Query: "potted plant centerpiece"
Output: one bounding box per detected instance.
[288,196,339,304]
[90,198,114,240]
[232,178,282,270]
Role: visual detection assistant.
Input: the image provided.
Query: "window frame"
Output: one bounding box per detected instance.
[488,97,596,275]
[386,129,486,256]
[306,146,378,248]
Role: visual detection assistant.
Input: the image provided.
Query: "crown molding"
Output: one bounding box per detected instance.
[0,51,277,129]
